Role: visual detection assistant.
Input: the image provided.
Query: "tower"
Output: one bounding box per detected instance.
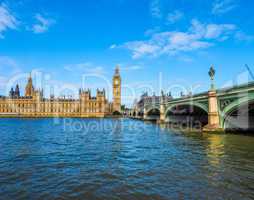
[9,88,14,98]
[25,74,35,97]
[15,84,20,97]
[113,66,121,113]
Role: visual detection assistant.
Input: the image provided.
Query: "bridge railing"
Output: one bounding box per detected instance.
[216,81,254,94]
[163,81,254,104]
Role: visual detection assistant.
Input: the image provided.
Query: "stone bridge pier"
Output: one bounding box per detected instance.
[160,103,165,123]
[203,90,223,132]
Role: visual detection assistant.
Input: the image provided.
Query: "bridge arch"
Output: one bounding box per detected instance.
[222,95,254,131]
[145,107,160,121]
[164,102,209,128]
[165,102,208,117]
[138,111,143,117]
[145,106,160,114]
[112,110,122,116]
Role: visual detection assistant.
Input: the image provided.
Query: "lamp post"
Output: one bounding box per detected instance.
[203,66,223,132]
[209,66,215,91]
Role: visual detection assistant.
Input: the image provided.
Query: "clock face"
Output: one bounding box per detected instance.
[115,80,119,85]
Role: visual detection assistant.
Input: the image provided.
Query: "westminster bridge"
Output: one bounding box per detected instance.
[130,67,254,132]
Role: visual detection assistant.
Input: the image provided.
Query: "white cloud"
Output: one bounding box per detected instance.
[0,3,18,38]
[212,0,237,15]
[145,26,160,36]
[117,19,237,59]
[150,0,162,19]
[167,10,184,24]
[205,24,236,39]
[110,44,117,49]
[32,14,55,34]
[124,41,160,59]
[235,31,254,42]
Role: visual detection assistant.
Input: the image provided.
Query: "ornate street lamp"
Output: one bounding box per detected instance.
[209,66,215,91]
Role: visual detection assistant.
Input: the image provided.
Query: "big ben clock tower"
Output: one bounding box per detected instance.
[113,66,121,113]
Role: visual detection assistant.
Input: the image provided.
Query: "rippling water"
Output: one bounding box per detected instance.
[0,118,254,200]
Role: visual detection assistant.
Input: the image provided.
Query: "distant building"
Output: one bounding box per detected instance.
[0,67,122,118]
[132,92,172,116]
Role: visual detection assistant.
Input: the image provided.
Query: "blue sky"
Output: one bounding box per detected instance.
[0,0,254,106]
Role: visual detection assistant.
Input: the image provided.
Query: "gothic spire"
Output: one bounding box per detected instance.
[25,73,35,97]
[115,65,120,76]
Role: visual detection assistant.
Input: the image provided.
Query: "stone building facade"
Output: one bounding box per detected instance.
[0,67,121,118]
[132,92,172,117]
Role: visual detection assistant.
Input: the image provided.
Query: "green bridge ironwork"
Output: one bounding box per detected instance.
[131,68,254,132]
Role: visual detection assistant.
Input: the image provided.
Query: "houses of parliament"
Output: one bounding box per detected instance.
[0,67,121,118]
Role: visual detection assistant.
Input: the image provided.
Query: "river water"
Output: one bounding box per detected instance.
[0,118,253,200]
